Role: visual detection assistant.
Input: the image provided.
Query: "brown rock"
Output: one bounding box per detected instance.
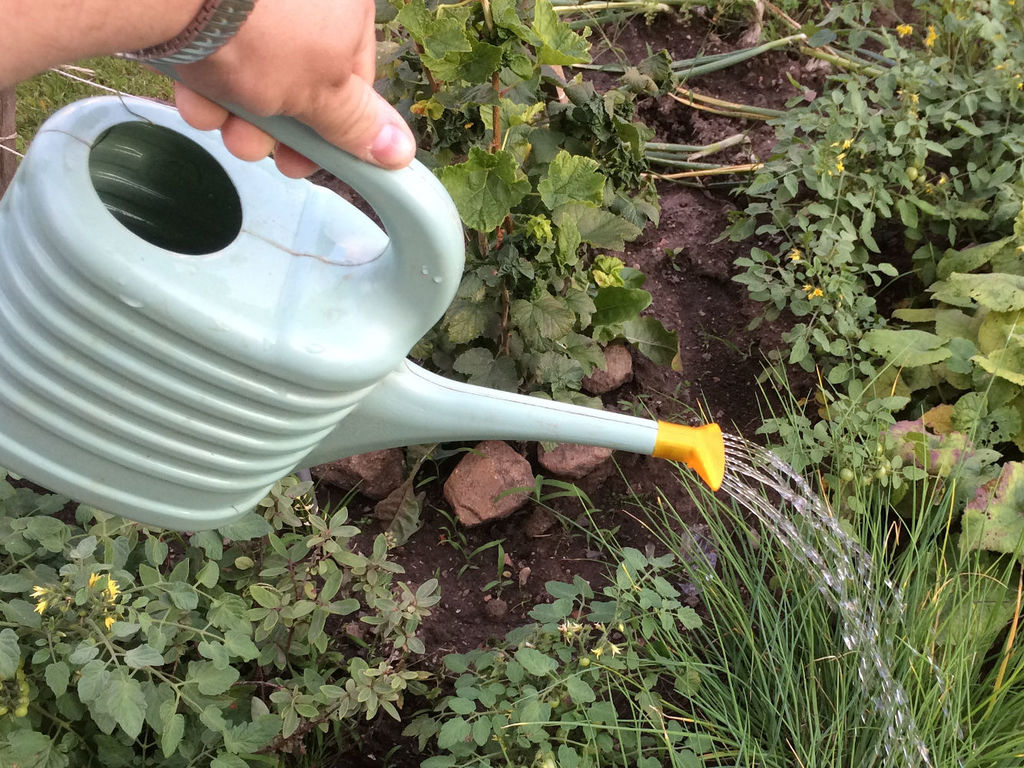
[538,443,614,480]
[582,344,633,394]
[311,449,404,500]
[485,598,508,619]
[443,441,534,526]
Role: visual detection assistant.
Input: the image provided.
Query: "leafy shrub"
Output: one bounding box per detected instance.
[382,0,678,402]
[729,0,1024,477]
[0,473,437,767]
[404,548,707,768]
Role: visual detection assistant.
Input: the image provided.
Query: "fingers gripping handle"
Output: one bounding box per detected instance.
[152,64,466,327]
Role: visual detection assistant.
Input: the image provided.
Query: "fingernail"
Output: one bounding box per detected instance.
[370,123,415,167]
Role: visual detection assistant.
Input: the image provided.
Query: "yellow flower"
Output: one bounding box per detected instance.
[30,586,48,599]
[842,138,853,150]
[608,643,622,656]
[924,25,937,48]
[88,573,101,588]
[33,600,47,615]
[896,23,913,37]
[909,93,920,105]
[788,248,802,262]
[835,159,845,174]
[106,578,120,602]
[938,175,947,185]
[810,288,825,299]
[803,284,814,292]
[592,646,604,659]
[104,616,116,630]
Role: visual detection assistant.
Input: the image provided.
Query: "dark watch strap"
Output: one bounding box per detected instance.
[123,0,256,65]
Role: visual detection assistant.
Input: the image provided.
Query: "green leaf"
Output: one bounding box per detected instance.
[218,513,273,541]
[947,273,1024,312]
[538,151,604,209]
[973,345,1024,386]
[44,661,69,697]
[444,300,493,345]
[453,348,495,379]
[397,0,472,60]
[565,673,596,703]
[532,0,591,65]
[937,237,1014,279]
[962,462,1024,558]
[23,517,69,553]
[593,286,652,327]
[620,317,679,367]
[2,599,41,629]
[102,671,147,739]
[123,644,165,669]
[555,203,642,250]
[223,630,260,661]
[558,745,581,768]
[437,716,472,749]
[248,585,281,610]
[77,660,110,703]
[211,755,249,768]
[223,715,283,755]
[513,647,558,676]
[511,295,576,345]
[862,329,951,367]
[439,147,531,232]
[161,713,185,758]
[191,661,240,696]
[165,581,199,610]
[0,628,19,680]
[196,560,219,589]
[490,0,537,41]
[0,731,63,768]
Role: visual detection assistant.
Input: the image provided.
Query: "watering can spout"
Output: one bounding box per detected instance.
[305,360,725,491]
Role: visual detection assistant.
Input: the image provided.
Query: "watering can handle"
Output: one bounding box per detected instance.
[151,65,465,323]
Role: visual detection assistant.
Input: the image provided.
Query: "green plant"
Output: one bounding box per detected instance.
[404,526,707,767]
[728,0,1024,478]
[0,472,438,767]
[729,1,1024,373]
[382,0,678,403]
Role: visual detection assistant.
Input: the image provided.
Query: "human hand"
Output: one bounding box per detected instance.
[170,0,415,177]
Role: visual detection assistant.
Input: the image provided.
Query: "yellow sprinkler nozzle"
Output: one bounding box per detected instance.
[652,421,725,491]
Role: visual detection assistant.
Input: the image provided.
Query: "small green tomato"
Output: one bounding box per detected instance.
[839,468,855,483]
[906,166,919,181]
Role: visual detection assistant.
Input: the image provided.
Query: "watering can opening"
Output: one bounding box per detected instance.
[88,121,243,256]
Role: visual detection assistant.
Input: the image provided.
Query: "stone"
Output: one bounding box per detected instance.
[485,598,508,619]
[443,441,534,526]
[538,442,614,480]
[311,448,404,500]
[582,343,633,394]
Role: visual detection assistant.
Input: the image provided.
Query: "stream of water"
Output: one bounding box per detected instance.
[719,433,933,768]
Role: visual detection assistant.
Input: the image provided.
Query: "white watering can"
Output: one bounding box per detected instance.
[0,94,723,530]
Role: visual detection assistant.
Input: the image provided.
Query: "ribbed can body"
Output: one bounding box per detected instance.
[0,98,382,529]
[0,172,358,528]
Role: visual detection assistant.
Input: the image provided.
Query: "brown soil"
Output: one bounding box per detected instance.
[329,13,829,766]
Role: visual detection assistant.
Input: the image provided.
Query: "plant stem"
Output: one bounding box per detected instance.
[798,45,884,76]
[553,0,673,12]
[647,162,763,179]
[670,90,781,120]
[647,132,749,161]
[674,33,806,78]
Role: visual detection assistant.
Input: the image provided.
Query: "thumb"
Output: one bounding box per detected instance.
[301,76,416,170]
